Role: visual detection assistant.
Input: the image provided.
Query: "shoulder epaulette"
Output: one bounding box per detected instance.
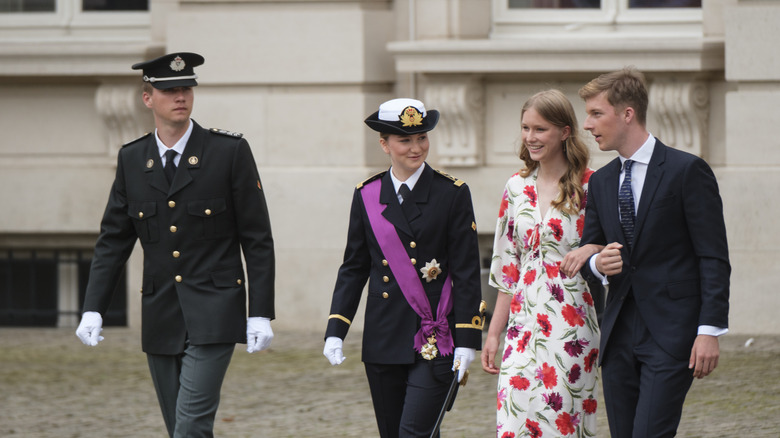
[356,171,386,189]
[210,128,243,138]
[435,168,465,187]
[122,132,151,148]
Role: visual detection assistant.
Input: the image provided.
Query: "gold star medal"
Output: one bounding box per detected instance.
[420,258,441,283]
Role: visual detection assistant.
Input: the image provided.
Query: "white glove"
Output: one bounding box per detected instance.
[247,317,274,353]
[452,347,475,383]
[323,336,346,365]
[76,311,104,346]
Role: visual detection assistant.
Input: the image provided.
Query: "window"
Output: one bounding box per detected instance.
[0,249,127,327]
[508,0,700,8]
[0,0,147,12]
[493,0,702,37]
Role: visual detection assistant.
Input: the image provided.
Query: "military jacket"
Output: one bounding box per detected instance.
[83,121,275,354]
[326,164,483,364]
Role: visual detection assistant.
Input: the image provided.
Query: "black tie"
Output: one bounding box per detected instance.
[164,149,178,185]
[619,159,636,249]
[398,184,414,219]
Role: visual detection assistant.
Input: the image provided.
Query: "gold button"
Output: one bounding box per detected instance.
[382,259,388,266]
[175,275,182,283]
[139,288,143,294]
[382,292,389,299]
[170,225,177,233]
[138,212,144,218]
[237,279,242,285]
[411,258,417,265]
[172,251,180,258]
[383,276,389,283]
[410,241,417,248]
[205,209,212,216]
[168,200,176,208]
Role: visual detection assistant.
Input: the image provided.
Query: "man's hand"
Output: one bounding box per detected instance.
[323,336,345,365]
[452,347,475,383]
[689,335,720,379]
[595,242,624,276]
[75,311,104,346]
[246,317,274,353]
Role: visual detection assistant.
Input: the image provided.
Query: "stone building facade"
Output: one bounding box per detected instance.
[0,0,776,334]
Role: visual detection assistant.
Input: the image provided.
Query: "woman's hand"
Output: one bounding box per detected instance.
[481,336,501,375]
[560,243,604,278]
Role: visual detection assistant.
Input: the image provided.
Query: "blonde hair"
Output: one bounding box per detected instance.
[578,66,649,125]
[518,89,590,216]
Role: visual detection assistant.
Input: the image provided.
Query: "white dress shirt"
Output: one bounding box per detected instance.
[156,119,194,167]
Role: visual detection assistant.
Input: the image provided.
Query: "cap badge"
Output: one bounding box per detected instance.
[170,56,186,72]
[399,106,424,127]
[146,159,154,169]
[188,156,198,165]
[420,258,441,283]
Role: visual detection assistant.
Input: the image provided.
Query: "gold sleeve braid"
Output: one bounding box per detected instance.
[328,314,352,325]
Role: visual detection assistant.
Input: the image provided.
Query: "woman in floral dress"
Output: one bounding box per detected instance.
[481,89,602,437]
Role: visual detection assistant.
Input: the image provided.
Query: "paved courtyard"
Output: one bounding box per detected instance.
[1,327,778,437]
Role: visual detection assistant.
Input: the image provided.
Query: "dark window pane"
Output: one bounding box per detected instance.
[0,0,55,12]
[0,252,58,327]
[82,0,147,11]
[630,0,701,6]
[509,0,600,8]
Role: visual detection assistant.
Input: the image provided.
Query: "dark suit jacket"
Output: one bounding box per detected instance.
[325,164,484,364]
[83,121,275,355]
[581,139,730,362]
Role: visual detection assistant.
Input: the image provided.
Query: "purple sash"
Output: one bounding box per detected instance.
[360,179,454,356]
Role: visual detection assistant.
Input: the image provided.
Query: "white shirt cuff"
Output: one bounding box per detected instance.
[589,254,609,285]
[698,325,728,337]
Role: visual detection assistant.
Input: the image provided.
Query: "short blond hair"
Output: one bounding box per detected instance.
[579,66,648,125]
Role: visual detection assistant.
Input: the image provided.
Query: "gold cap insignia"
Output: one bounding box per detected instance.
[146,159,154,168]
[188,156,198,165]
[399,106,424,127]
[170,56,185,72]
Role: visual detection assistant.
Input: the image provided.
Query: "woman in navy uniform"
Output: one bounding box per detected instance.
[323,98,484,437]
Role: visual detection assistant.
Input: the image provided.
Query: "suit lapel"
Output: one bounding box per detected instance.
[169,121,204,196]
[380,172,414,237]
[633,139,666,245]
[602,158,622,241]
[403,164,433,223]
[143,138,169,195]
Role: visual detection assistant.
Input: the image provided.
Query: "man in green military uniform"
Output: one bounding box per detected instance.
[76,52,275,437]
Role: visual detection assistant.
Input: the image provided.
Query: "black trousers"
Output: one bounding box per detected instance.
[602,294,694,438]
[364,357,454,438]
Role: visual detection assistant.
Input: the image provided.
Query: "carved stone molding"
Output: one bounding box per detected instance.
[424,76,485,167]
[648,78,709,157]
[95,82,153,155]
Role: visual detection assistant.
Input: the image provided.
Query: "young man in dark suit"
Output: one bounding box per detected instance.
[578,67,730,437]
[75,52,276,437]
[323,98,484,438]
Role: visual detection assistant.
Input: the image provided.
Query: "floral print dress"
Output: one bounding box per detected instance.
[489,169,599,438]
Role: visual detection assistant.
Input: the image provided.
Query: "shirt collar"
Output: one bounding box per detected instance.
[621,133,655,168]
[156,119,194,158]
[390,163,425,194]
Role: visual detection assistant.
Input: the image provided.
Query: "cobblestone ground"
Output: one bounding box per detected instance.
[1,328,778,437]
